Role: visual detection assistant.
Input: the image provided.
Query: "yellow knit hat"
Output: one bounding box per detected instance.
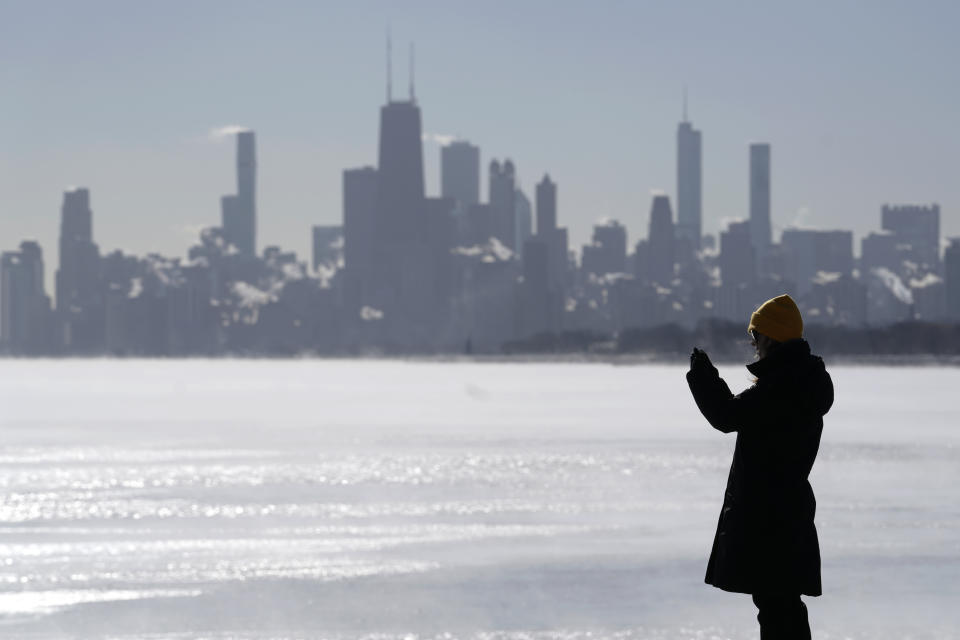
[748,294,803,343]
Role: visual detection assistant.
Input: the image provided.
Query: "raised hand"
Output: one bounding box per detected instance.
[690,347,715,372]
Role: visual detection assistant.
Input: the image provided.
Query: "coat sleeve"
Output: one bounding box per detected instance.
[686,366,768,434]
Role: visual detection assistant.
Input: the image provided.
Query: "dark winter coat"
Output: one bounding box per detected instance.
[686,339,833,596]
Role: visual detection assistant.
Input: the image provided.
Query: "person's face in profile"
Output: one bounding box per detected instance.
[751,330,777,360]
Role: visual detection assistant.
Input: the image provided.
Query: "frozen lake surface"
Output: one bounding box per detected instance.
[0,360,957,639]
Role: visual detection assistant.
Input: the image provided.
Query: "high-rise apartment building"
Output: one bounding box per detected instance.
[55,188,100,312]
[536,174,557,235]
[342,167,379,278]
[441,141,480,210]
[534,174,566,292]
[881,204,940,269]
[1,241,50,352]
[519,235,561,337]
[720,220,756,287]
[647,194,676,285]
[514,188,532,258]
[220,131,257,257]
[236,131,257,256]
[582,220,627,276]
[489,159,517,251]
[15,241,44,296]
[781,229,854,295]
[55,188,103,350]
[861,204,941,278]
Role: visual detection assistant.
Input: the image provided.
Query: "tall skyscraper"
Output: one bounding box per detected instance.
[376,101,425,242]
[219,131,257,257]
[55,188,103,350]
[55,188,99,312]
[514,188,532,257]
[372,91,427,332]
[535,174,557,235]
[16,241,44,296]
[368,41,438,340]
[1,252,27,348]
[488,159,517,251]
[373,94,426,304]
[534,174,566,292]
[441,141,480,210]
[235,131,257,257]
[1,241,50,352]
[343,166,379,278]
[749,143,772,256]
[676,102,702,250]
[647,194,676,285]
[519,236,560,337]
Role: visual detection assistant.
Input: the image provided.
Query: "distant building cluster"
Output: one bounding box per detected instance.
[2,73,960,355]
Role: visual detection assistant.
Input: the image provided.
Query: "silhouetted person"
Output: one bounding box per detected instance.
[686,294,833,640]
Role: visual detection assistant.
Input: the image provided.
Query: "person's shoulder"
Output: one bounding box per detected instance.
[808,352,827,369]
[806,349,830,375]
[801,351,834,414]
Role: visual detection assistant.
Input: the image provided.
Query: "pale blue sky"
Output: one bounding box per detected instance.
[1,0,958,278]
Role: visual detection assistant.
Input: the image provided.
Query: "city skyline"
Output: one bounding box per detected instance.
[2,1,959,290]
[1,66,957,354]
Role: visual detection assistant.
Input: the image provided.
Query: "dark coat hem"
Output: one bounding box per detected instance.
[706,578,823,598]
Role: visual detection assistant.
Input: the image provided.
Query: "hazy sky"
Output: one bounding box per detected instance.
[1,0,958,280]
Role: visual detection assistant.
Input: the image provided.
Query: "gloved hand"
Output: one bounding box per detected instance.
[689,347,715,373]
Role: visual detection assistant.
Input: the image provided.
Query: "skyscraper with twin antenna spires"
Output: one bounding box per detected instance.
[361,32,440,340]
[376,38,425,248]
